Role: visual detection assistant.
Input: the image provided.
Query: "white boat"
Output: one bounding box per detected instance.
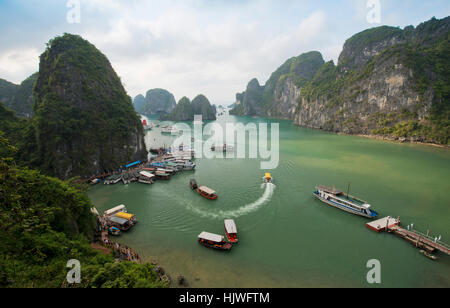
[161,126,181,134]
[313,185,378,219]
[104,204,127,217]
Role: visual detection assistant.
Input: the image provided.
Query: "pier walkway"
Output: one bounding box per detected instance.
[389,225,450,256]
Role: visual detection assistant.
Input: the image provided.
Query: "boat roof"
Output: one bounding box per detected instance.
[224,219,237,234]
[199,186,216,195]
[198,232,224,243]
[316,185,343,195]
[109,216,129,225]
[139,171,155,178]
[265,173,272,178]
[105,204,126,215]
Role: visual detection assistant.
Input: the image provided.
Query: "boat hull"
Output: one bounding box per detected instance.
[313,192,376,219]
[197,189,218,200]
[198,240,232,251]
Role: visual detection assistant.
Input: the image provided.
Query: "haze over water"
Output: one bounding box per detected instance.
[88,115,450,288]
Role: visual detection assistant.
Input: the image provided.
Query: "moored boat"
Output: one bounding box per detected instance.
[224,219,238,243]
[107,216,133,231]
[420,249,438,260]
[313,185,378,219]
[198,232,232,251]
[138,171,155,184]
[115,211,137,225]
[196,185,218,200]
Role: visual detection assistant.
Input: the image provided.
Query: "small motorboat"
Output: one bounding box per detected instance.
[198,232,232,251]
[420,250,438,260]
[196,185,218,200]
[263,173,273,184]
[224,219,238,243]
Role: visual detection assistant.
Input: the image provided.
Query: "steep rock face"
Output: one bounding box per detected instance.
[230,78,263,116]
[33,34,147,179]
[161,97,193,121]
[133,89,176,116]
[230,51,324,118]
[9,73,38,118]
[191,94,216,120]
[0,79,19,108]
[295,16,450,144]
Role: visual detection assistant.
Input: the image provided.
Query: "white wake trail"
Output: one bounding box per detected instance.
[187,183,276,219]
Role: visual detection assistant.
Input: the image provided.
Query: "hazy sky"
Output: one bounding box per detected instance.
[0,0,449,105]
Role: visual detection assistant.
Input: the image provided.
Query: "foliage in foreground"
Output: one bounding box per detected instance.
[0,132,166,288]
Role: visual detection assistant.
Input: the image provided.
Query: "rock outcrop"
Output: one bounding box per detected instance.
[133,89,176,116]
[162,95,216,121]
[33,33,147,179]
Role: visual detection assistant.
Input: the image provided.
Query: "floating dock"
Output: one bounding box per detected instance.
[367,217,450,257]
[366,216,400,232]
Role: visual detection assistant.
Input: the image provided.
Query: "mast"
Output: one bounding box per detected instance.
[347,182,351,200]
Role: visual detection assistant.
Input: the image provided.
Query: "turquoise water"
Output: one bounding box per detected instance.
[88,115,450,288]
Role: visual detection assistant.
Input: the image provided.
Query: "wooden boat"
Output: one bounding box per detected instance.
[115,212,137,225]
[224,219,238,243]
[263,173,273,183]
[155,171,171,180]
[420,250,438,260]
[107,216,132,232]
[211,144,234,152]
[138,171,155,184]
[190,179,198,190]
[313,185,378,219]
[198,232,232,251]
[196,185,218,200]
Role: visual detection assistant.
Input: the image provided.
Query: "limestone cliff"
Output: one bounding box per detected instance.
[33,33,147,179]
[133,89,176,116]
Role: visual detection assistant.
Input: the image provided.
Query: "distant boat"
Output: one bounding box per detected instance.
[211,144,234,152]
[313,185,378,219]
[420,250,438,260]
[161,126,180,134]
[198,232,232,251]
[224,219,238,243]
[263,173,273,184]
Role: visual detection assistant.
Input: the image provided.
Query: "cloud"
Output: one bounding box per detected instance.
[0,48,41,84]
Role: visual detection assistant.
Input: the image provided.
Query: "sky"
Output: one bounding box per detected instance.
[0,0,449,106]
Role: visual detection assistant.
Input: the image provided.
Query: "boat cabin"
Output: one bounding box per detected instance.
[224,219,238,243]
[104,204,127,217]
[198,232,232,251]
[107,216,132,231]
[115,212,137,224]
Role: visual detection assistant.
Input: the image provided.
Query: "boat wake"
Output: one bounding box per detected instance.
[187,183,276,219]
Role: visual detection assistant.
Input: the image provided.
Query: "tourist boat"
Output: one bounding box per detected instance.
[104,204,127,217]
[161,126,180,134]
[313,185,378,219]
[104,174,121,185]
[198,232,233,251]
[182,162,196,171]
[263,173,273,184]
[155,171,171,180]
[142,119,152,131]
[224,219,238,243]
[196,185,218,200]
[420,250,438,260]
[211,144,234,152]
[115,212,137,225]
[107,216,133,231]
[138,171,155,184]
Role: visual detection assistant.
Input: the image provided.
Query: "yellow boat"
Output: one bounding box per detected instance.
[263,173,273,183]
[115,212,137,224]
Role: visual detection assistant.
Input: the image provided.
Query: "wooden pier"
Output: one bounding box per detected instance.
[367,217,450,257]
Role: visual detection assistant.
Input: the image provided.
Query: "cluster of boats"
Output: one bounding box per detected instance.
[198,219,238,251]
[104,205,137,235]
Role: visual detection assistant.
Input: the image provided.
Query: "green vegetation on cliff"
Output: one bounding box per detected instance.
[0,79,19,108]
[32,33,147,179]
[162,95,216,121]
[0,134,166,288]
[133,89,176,116]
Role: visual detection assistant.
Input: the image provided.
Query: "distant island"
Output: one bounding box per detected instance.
[231,16,449,145]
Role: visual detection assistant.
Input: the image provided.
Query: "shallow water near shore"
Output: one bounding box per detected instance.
[88,115,450,288]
